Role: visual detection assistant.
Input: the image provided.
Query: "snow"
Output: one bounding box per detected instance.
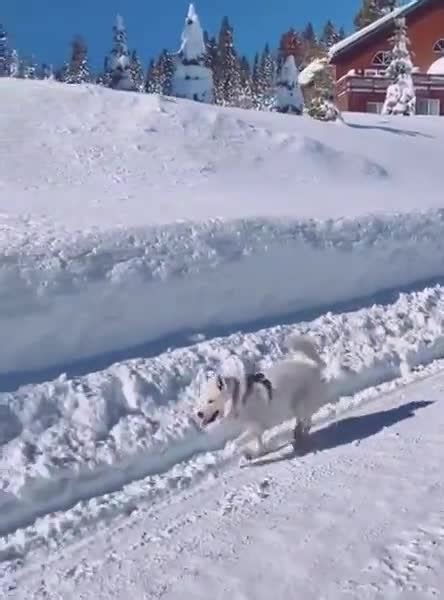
[329,0,418,59]
[428,56,444,75]
[1,78,444,597]
[2,79,444,379]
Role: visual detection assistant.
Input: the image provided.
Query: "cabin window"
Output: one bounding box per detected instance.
[417,98,440,116]
[372,51,391,66]
[367,101,384,114]
[433,39,444,53]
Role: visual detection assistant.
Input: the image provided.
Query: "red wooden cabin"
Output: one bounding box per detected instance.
[329,0,444,115]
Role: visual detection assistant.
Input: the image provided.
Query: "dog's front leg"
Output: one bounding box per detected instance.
[242,425,266,460]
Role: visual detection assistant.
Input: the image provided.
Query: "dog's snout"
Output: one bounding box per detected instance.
[197,411,204,419]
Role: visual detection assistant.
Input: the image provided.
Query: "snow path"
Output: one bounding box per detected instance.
[1,284,444,568]
[4,366,444,599]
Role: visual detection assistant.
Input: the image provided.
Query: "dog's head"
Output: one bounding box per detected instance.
[196,374,235,426]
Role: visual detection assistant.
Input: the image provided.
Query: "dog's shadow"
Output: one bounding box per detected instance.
[250,400,433,468]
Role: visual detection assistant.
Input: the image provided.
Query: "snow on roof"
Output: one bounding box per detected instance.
[329,0,420,60]
[428,56,444,75]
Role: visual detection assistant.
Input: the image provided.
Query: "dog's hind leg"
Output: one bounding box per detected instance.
[292,417,312,453]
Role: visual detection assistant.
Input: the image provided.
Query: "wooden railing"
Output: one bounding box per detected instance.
[337,72,444,95]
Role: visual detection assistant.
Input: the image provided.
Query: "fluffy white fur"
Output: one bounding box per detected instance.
[196,335,331,459]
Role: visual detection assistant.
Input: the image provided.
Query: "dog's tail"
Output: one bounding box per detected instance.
[285,334,324,368]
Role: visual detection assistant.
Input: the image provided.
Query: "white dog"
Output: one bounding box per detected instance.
[196,334,331,459]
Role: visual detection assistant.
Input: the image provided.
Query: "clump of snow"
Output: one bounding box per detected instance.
[427,56,444,75]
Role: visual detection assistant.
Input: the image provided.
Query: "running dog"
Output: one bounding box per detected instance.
[196,334,330,459]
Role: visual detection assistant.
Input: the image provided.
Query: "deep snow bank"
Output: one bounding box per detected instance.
[1,284,444,548]
[2,211,444,376]
[2,79,444,376]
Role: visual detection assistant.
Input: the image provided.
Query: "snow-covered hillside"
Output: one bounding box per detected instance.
[1,79,444,598]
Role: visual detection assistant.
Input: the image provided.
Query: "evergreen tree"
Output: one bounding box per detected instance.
[203,31,218,72]
[41,63,54,80]
[9,49,19,77]
[382,17,415,115]
[354,0,398,30]
[62,36,90,84]
[275,55,304,114]
[320,20,341,50]
[18,56,37,80]
[238,55,254,109]
[254,43,277,110]
[145,59,161,94]
[157,50,174,96]
[0,24,11,77]
[214,16,242,106]
[106,15,135,91]
[301,22,322,65]
[301,57,341,121]
[279,29,305,67]
[130,50,145,92]
[172,3,213,103]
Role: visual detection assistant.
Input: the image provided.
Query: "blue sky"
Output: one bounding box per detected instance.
[2,0,360,70]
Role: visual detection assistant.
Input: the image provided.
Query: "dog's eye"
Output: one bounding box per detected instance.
[208,399,214,404]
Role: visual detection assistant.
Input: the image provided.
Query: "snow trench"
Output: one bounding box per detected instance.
[2,210,444,379]
[1,284,444,544]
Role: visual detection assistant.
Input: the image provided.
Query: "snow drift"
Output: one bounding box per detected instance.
[2,79,444,377]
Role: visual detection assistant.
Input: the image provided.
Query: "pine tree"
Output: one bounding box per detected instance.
[254,43,277,111]
[106,15,135,91]
[172,3,213,103]
[203,31,218,72]
[354,0,398,30]
[145,59,161,94]
[301,22,322,65]
[279,29,305,67]
[301,58,341,121]
[130,50,145,92]
[238,55,254,109]
[62,36,90,84]
[157,50,174,96]
[320,20,341,50]
[214,16,242,106]
[382,17,415,115]
[9,49,19,77]
[275,55,304,114]
[18,56,37,80]
[0,24,11,77]
[41,63,54,80]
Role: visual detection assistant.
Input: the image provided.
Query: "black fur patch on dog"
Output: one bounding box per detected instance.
[245,373,273,403]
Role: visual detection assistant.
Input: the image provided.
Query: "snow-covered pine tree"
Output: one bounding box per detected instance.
[41,63,54,80]
[275,55,304,114]
[382,17,415,116]
[18,56,37,80]
[157,50,174,96]
[0,24,11,77]
[62,36,90,84]
[238,55,254,109]
[130,50,145,92]
[9,49,19,77]
[172,3,213,103]
[254,43,277,111]
[214,16,242,106]
[106,15,136,91]
[145,59,160,94]
[301,57,341,121]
